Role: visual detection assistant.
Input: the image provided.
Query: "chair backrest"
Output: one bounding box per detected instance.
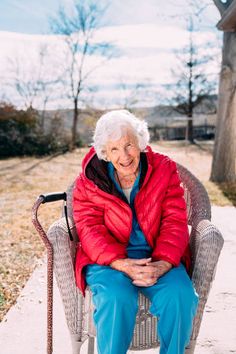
[176,163,211,225]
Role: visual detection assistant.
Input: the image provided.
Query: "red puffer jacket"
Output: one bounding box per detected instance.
[73,146,191,295]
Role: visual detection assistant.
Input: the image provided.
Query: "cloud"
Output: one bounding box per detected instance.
[0,22,220,109]
[95,24,188,50]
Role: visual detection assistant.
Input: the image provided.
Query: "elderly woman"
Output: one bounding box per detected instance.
[73,110,198,354]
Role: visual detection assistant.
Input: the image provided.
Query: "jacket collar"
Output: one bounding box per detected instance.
[82,145,154,195]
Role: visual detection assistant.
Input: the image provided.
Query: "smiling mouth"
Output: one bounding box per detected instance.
[120,160,133,168]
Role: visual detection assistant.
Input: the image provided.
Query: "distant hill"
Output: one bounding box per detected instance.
[39,95,217,144]
[134,95,217,127]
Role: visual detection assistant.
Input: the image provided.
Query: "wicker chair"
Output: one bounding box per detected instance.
[32,163,224,354]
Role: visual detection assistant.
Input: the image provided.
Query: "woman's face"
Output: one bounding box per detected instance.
[106,131,141,177]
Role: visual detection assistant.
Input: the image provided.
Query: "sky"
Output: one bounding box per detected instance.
[0,0,220,34]
[0,0,222,109]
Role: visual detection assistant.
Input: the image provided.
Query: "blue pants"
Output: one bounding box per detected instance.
[85,263,198,354]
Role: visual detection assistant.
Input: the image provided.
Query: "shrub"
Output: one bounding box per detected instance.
[0,103,71,157]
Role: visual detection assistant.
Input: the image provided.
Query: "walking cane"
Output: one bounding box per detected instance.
[32,192,72,354]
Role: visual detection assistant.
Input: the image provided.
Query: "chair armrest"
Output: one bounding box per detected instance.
[47,217,83,340]
[189,219,224,339]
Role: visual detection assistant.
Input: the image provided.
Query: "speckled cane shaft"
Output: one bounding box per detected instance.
[32,197,54,354]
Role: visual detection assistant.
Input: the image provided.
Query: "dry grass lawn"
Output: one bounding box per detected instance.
[0,141,234,321]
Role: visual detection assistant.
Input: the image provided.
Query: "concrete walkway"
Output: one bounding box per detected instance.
[0,206,236,354]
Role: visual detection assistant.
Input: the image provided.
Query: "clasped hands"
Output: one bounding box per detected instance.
[110,258,172,287]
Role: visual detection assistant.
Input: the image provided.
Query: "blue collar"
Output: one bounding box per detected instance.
[108,161,141,197]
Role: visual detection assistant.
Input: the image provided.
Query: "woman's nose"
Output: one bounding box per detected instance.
[120,148,129,159]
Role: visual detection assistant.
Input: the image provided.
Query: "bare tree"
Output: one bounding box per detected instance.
[8,44,55,128]
[50,0,112,148]
[210,0,236,182]
[169,16,217,142]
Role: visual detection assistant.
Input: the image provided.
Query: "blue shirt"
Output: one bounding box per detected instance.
[108,162,152,259]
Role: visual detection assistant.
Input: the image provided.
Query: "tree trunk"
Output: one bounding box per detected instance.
[71,98,79,149]
[187,115,194,143]
[187,53,194,143]
[210,32,236,182]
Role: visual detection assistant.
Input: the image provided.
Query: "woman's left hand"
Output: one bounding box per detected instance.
[132,260,172,287]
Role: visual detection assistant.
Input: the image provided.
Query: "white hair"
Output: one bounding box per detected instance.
[93,109,150,160]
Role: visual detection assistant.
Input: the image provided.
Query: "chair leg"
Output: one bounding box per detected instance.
[70,334,84,354]
[87,336,95,354]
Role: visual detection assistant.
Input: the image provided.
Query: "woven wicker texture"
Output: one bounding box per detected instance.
[34,163,224,354]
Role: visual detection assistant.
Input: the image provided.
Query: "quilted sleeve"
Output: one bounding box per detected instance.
[73,177,127,265]
[151,161,189,266]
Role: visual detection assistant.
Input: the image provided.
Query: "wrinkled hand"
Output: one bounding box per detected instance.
[110,257,152,282]
[110,258,172,287]
[132,260,172,287]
